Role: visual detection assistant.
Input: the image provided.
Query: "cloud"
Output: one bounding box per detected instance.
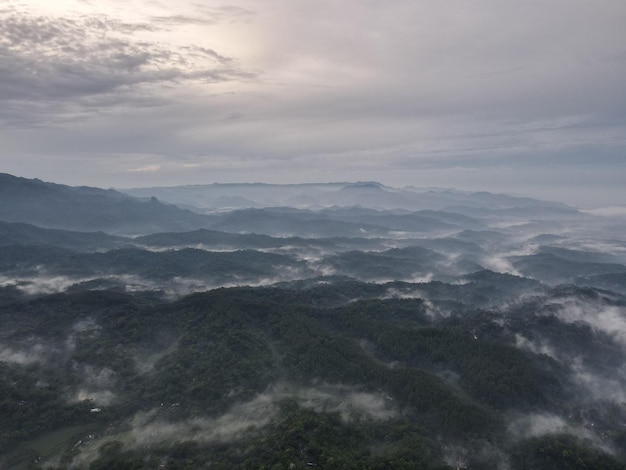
[514,334,558,359]
[75,388,116,406]
[128,395,277,448]
[0,274,98,295]
[70,365,118,406]
[382,288,443,317]
[583,206,626,218]
[126,164,161,173]
[506,411,611,455]
[570,358,626,403]
[513,296,626,405]
[507,413,569,439]
[0,343,49,365]
[283,383,398,421]
[74,381,398,462]
[548,297,626,347]
[481,255,522,276]
[0,1,625,206]
[0,3,254,127]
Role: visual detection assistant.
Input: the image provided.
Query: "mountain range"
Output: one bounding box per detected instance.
[1,173,625,469]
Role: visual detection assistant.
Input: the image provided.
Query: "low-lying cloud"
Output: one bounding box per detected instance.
[69,364,118,406]
[0,274,96,295]
[507,413,568,439]
[76,381,397,464]
[547,297,626,347]
[514,334,558,359]
[0,343,48,365]
[570,358,626,404]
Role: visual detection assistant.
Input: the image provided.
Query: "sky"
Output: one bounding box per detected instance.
[1,0,625,208]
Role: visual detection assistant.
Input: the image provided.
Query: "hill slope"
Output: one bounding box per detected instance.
[0,174,211,234]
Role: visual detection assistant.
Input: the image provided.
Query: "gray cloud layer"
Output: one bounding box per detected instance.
[0,3,252,127]
[1,1,625,206]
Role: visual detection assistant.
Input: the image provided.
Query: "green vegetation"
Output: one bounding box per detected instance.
[87,402,451,469]
[0,280,624,468]
[511,434,626,470]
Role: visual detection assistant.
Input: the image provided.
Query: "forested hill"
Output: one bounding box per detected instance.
[1,281,625,469]
[1,173,626,469]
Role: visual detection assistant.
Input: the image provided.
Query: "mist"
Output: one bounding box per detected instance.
[547,297,626,347]
[127,382,398,447]
[65,382,398,468]
[2,174,626,468]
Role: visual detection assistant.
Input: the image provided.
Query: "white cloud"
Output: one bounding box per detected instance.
[0,344,48,364]
[93,382,397,453]
[548,298,626,347]
[126,164,161,173]
[507,413,568,439]
[514,334,558,359]
[583,207,626,218]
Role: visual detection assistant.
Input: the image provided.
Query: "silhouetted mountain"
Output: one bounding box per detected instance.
[122,181,573,212]
[0,173,211,234]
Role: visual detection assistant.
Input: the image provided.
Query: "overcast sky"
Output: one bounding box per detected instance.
[1,0,625,207]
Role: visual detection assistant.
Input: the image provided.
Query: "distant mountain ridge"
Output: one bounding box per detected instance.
[0,173,211,234]
[2,174,626,469]
[1,173,582,237]
[121,180,574,212]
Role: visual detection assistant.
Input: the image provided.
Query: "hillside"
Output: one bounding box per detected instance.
[0,174,625,469]
[1,282,625,469]
[0,174,211,234]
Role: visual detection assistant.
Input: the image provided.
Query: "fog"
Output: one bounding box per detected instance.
[512,293,626,406]
[0,271,318,298]
[506,411,618,459]
[0,318,120,407]
[67,382,397,467]
[514,334,558,359]
[382,288,443,318]
[127,382,397,447]
[0,274,97,295]
[0,343,49,365]
[2,176,626,468]
[570,358,626,404]
[547,297,626,347]
[507,414,568,439]
[481,255,522,276]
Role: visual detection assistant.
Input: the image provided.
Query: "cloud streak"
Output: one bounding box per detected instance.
[67,382,397,467]
[548,297,626,347]
[127,382,397,448]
